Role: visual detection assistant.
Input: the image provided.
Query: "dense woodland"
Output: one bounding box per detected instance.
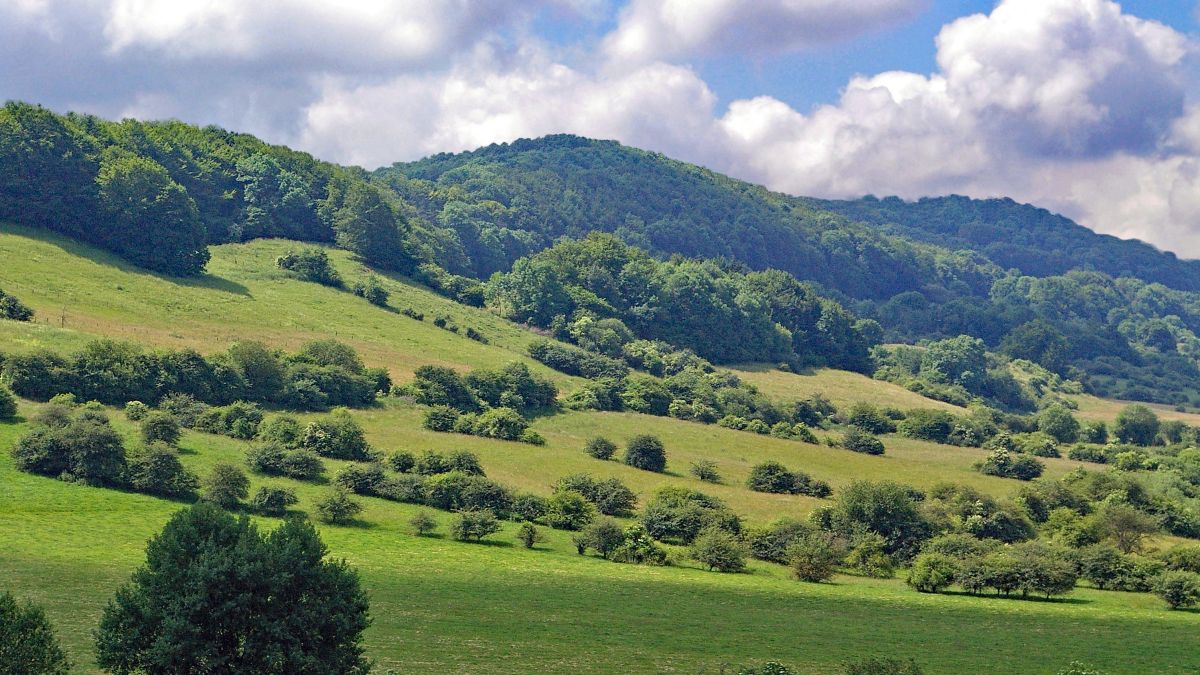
[6,102,1200,405]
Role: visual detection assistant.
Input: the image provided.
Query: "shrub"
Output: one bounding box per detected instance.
[553,474,637,516]
[977,448,1044,481]
[0,288,34,321]
[388,450,416,473]
[473,407,528,441]
[0,385,19,420]
[511,493,548,522]
[642,487,741,544]
[257,415,304,448]
[585,436,617,460]
[544,490,597,530]
[11,414,128,487]
[846,403,896,434]
[1161,545,1200,573]
[335,463,388,496]
[250,486,298,516]
[410,511,437,536]
[300,410,372,460]
[527,340,629,380]
[0,591,71,674]
[624,434,666,472]
[140,411,182,446]
[276,248,342,287]
[746,461,830,497]
[517,522,545,549]
[1153,571,1200,609]
[1038,405,1080,443]
[451,510,501,542]
[898,409,956,443]
[841,428,885,455]
[688,528,746,572]
[314,488,363,525]
[576,518,627,559]
[126,443,199,499]
[610,524,669,565]
[123,400,149,421]
[843,657,925,675]
[1067,444,1108,464]
[351,276,389,306]
[202,464,249,509]
[423,406,459,432]
[1114,404,1160,446]
[158,393,208,428]
[906,552,958,592]
[788,532,846,582]
[690,459,721,483]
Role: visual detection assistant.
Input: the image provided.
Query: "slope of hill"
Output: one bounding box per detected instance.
[3,225,1200,672]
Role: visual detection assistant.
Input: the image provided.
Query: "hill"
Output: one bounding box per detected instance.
[2,225,1200,672]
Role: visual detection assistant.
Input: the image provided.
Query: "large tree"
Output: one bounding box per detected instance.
[95,503,371,674]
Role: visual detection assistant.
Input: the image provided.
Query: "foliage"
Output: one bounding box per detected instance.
[642,487,740,544]
[451,510,501,542]
[276,248,343,287]
[315,488,364,525]
[688,528,746,572]
[841,428,885,455]
[11,412,127,487]
[351,275,390,306]
[746,461,831,497]
[0,591,71,674]
[250,486,298,516]
[126,443,199,499]
[843,657,925,675]
[544,490,597,531]
[787,532,846,582]
[690,459,722,483]
[140,411,182,446]
[584,436,617,460]
[575,518,627,559]
[624,434,667,472]
[516,522,545,549]
[1113,405,1160,446]
[202,463,249,509]
[977,449,1044,481]
[300,409,372,460]
[1153,571,1200,609]
[410,511,438,536]
[0,386,16,421]
[0,287,34,321]
[907,553,959,593]
[94,503,370,674]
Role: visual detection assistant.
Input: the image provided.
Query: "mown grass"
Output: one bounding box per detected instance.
[2,225,1198,673]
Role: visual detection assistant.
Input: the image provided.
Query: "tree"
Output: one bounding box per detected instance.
[11,415,127,487]
[828,481,930,559]
[517,522,545,549]
[1114,404,1160,446]
[140,412,182,446]
[330,180,415,273]
[906,553,958,593]
[624,434,666,472]
[1153,571,1200,609]
[95,154,209,276]
[747,461,798,494]
[0,591,71,674]
[315,488,363,525]
[0,385,16,420]
[1098,503,1159,553]
[250,486,298,516]
[690,459,721,483]
[787,532,846,582]
[585,436,617,460]
[688,528,746,572]
[202,464,249,509]
[1037,405,1080,444]
[410,511,437,536]
[451,510,501,542]
[95,503,371,674]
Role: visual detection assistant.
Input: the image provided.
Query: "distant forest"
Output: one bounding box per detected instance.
[5,103,1200,404]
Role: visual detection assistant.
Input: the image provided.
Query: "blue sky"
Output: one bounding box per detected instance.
[4,1,1200,257]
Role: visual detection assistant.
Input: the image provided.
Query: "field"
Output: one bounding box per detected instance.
[1,225,1198,673]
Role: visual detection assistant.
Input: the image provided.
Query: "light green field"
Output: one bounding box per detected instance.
[731,364,966,413]
[1,225,1197,673]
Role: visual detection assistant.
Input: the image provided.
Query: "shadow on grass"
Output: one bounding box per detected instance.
[939,590,1091,605]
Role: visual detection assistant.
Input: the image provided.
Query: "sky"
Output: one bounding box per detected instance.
[5,0,1200,257]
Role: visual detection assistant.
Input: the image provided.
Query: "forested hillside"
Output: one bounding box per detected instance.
[6,102,1200,404]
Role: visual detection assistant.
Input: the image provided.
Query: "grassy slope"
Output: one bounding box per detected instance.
[731,363,966,412]
[1,225,1196,673]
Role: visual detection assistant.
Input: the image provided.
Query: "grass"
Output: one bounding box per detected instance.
[2,225,1198,673]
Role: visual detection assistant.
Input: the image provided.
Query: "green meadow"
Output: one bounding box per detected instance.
[1,225,1197,673]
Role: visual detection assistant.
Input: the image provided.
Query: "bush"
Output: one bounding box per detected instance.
[517,522,545,549]
[202,464,249,509]
[410,511,437,536]
[1153,571,1200,609]
[11,414,128,487]
[843,657,925,675]
[473,407,528,440]
[351,276,389,306]
[746,461,831,497]
[511,493,548,522]
[314,488,363,525]
[527,340,629,380]
[977,448,1044,481]
[624,434,666,472]
[250,486,298,516]
[335,463,388,496]
[1038,405,1080,443]
[544,490,597,530]
[906,552,958,592]
[0,288,35,321]
[300,410,372,460]
[0,591,71,674]
[123,400,149,421]
[688,528,746,572]
[576,518,627,559]
[788,532,846,582]
[841,428,885,455]
[1160,545,1200,573]
[0,384,18,420]
[140,411,182,446]
[388,450,416,473]
[126,443,199,499]
[257,414,304,447]
[690,459,721,483]
[1114,404,1160,446]
[898,409,956,443]
[584,436,617,460]
[276,248,342,287]
[642,487,741,544]
[1067,444,1108,464]
[451,510,501,542]
[846,403,896,434]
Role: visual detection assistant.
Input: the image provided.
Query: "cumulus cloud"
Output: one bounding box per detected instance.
[603,0,925,63]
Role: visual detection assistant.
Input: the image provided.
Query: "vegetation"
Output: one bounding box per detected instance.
[0,591,70,674]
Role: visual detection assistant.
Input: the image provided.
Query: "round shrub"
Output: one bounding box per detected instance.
[625,435,666,473]
[250,486,298,516]
[841,428,885,455]
[906,552,958,593]
[123,400,149,421]
[202,464,249,509]
[1154,571,1200,609]
[423,405,459,432]
[585,437,617,460]
[314,488,362,525]
[141,411,182,447]
[688,528,746,573]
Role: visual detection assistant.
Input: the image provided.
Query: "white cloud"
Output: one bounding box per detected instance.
[603,0,925,63]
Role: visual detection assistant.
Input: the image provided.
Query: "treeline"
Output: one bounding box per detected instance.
[1,338,388,410]
[0,102,418,276]
[487,234,877,369]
